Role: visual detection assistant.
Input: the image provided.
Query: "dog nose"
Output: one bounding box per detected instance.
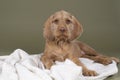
[59,27,66,32]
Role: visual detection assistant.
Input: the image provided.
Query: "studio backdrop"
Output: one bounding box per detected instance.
[0,0,120,55]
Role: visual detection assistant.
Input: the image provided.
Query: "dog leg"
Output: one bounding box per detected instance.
[68,55,97,76]
[41,55,54,69]
[76,41,120,64]
[82,54,113,65]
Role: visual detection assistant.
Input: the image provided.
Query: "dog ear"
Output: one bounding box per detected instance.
[43,15,55,41]
[70,16,83,40]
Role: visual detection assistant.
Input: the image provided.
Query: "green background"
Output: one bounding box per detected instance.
[0,0,120,54]
[0,0,120,79]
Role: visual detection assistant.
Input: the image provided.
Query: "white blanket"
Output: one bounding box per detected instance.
[0,49,118,80]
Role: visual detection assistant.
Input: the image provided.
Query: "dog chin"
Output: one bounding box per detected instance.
[55,35,69,44]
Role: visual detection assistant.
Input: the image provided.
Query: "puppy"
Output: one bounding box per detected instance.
[41,10,119,76]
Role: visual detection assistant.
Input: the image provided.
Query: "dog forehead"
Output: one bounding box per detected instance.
[53,10,71,19]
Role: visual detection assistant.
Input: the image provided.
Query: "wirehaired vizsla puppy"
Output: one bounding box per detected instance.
[41,10,119,76]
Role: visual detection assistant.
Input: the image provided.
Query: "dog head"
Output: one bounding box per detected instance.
[43,10,83,43]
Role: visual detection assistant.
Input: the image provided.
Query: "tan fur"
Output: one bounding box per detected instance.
[41,10,119,76]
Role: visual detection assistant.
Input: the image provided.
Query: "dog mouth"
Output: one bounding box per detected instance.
[55,34,69,45]
[56,34,68,40]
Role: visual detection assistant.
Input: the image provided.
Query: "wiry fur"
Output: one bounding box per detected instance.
[41,10,119,76]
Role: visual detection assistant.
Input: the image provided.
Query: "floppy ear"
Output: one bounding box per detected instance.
[70,16,83,40]
[43,15,55,41]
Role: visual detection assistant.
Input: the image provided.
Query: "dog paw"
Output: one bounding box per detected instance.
[111,57,120,64]
[83,69,97,76]
[101,58,112,65]
[95,57,112,65]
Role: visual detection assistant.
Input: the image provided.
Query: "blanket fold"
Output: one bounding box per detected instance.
[0,49,118,80]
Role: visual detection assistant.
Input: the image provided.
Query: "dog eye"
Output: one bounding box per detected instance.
[66,19,72,24]
[52,19,59,24]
